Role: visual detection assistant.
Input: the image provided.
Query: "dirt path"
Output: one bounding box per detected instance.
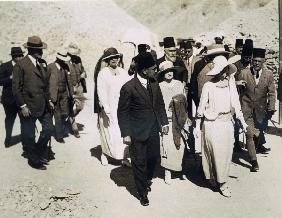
[0,81,282,218]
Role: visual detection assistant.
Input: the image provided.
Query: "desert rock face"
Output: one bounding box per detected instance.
[0,0,278,77]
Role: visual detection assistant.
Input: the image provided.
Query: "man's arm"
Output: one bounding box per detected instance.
[117,84,132,138]
[12,64,25,107]
[267,72,276,112]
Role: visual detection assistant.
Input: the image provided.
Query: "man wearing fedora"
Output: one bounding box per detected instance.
[66,44,86,138]
[238,48,276,172]
[0,47,24,147]
[118,52,169,206]
[156,37,187,86]
[12,36,54,170]
[48,51,74,143]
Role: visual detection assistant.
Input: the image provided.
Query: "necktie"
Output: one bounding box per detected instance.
[256,71,259,79]
[147,79,153,102]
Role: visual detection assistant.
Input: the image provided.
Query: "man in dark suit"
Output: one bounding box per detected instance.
[238,48,276,172]
[233,39,253,153]
[12,36,54,170]
[118,52,169,206]
[0,47,24,147]
[156,37,187,86]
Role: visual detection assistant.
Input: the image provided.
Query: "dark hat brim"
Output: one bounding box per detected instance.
[23,42,47,49]
[158,66,183,78]
[102,53,121,61]
[10,51,25,56]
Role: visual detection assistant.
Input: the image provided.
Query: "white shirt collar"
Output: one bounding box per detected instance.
[12,60,16,66]
[189,55,194,63]
[28,55,37,66]
[55,63,60,70]
[136,73,147,88]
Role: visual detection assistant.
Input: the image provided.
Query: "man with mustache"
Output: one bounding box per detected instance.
[156,37,187,86]
[238,48,276,172]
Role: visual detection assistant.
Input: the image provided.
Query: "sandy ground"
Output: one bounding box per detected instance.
[0,82,282,218]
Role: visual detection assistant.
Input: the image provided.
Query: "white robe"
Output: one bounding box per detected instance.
[97,66,130,160]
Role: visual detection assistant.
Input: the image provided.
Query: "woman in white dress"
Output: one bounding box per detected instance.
[195,56,247,197]
[158,61,187,184]
[97,47,131,166]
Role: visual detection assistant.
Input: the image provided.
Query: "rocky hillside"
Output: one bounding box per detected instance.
[0,0,279,77]
[0,0,149,74]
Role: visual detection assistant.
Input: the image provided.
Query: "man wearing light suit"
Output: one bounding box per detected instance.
[238,48,276,172]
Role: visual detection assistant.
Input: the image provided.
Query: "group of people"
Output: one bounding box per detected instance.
[94,34,277,206]
[0,33,278,206]
[0,36,87,170]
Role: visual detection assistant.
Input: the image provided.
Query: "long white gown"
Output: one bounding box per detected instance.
[159,79,186,171]
[97,66,130,160]
[197,77,245,183]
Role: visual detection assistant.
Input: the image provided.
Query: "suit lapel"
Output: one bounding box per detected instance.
[248,69,256,88]
[257,68,267,88]
[134,77,151,105]
[26,56,42,78]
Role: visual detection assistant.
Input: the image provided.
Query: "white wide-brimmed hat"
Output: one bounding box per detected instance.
[67,42,81,55]
[203,44,230,56]
[206,55,237,76]
[56,48,71,62]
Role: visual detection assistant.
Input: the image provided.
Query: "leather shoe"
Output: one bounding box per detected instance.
[139,194,149,206]
[4,137,11,148]
[55,138,65,143]
[250,160,259,172]
[256,145,271,154]
[28,159,47,170]
[74,131,80,138]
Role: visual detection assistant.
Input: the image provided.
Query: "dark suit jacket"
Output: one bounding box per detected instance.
[12,55,51,118]
[118,77,168,141]
[238,67,276,123]
[48,63,74,103]
[0,60,16,105]
[156,56,188,83]
[189,57,207,106]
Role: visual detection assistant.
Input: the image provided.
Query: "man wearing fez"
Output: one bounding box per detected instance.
[0,47,24,147]
[238,48,276,172]
[118,52,169,206]
[233,39,253,152]
[12,36,54,170]
[157,37,188,86]
[235,39,244,55]
[48,51,74,143]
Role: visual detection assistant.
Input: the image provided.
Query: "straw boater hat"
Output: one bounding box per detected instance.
[10,47,25,56]
[67,42,81,55]
[203,44,230,56]
[101,47,121,61]
[206,55,237,76]
[23,36,47,49]
[56,48,71,62]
